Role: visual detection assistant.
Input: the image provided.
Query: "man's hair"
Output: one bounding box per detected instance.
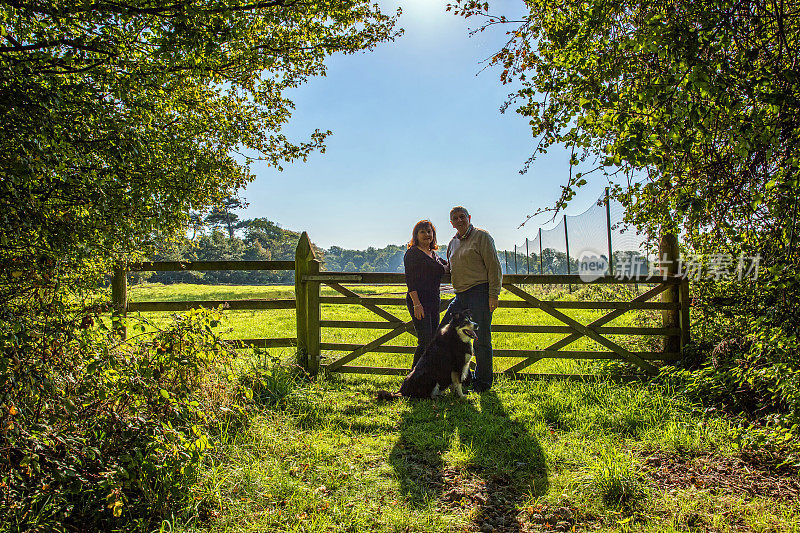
[449,206,469,219]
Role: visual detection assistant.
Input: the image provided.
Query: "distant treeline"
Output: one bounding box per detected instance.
[138,217,304,284]
[137,214,647,284]
[138,216,425,284]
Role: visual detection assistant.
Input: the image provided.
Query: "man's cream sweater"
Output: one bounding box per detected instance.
[446,226,503,298]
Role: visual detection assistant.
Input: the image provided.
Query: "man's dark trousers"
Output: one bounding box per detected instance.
[441,282,493,392]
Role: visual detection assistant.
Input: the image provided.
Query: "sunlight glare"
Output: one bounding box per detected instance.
[382,0,455,30]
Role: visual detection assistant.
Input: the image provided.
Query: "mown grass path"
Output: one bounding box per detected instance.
[126,284,800,532]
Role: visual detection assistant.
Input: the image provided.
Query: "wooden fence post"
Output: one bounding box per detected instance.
[295,232,321,375]
[111,263,128,339]
[659,233,681,356]
[295,233,311,368]
[564,215,572,291]
[307,259,321,375]
[679,277,690,349]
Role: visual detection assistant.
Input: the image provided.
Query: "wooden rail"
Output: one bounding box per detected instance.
[112,259,300,351]
[111,232,690,379]
[127,299,296,312]
[130,260,296,271]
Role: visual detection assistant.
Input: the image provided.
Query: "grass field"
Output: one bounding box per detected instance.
[127,282,662,374]
[124,283,800,533]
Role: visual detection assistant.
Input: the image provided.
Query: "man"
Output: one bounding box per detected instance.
[443,206,502,392]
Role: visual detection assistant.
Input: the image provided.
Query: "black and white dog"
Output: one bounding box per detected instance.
[377,310,477,400]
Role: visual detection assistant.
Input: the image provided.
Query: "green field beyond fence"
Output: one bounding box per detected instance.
[125,282,656,374]
[114,233,689,378]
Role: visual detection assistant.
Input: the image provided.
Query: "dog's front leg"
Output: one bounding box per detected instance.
[451,371,466,398]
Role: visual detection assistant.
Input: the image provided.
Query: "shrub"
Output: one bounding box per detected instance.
[0,306,236,532]
[659,319,800,471]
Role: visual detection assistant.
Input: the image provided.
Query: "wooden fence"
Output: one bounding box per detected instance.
[112,232,689,377]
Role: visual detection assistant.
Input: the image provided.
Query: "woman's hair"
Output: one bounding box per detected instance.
[408,219,438,250]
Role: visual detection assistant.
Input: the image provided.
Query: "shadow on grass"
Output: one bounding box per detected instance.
[389,390,549,531]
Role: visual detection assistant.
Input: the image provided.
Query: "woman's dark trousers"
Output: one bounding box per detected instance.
[408,302,440,368]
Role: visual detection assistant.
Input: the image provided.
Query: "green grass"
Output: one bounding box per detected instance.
[175,374,799,533]
[124,283,800,533]
[125,282,660,374]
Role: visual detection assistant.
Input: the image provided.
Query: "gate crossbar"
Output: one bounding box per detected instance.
[503,282,670,375]
[323,282,418,372]
[326,282,407,324]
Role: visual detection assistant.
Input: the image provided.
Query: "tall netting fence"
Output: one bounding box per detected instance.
[501,190,653,276]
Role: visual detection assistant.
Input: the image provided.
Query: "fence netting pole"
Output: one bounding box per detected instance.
[526,238,530,274]
[539,228,543,274]
[514,245,518,274]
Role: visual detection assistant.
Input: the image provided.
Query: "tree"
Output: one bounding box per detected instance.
[188,211,204,241]
[0,0,399,305]
[205,196,246,239]
[449,0,799,262]
[2,6,402,527]
[450,0,800,440]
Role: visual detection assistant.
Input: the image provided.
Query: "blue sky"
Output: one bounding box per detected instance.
[241,0,608,251]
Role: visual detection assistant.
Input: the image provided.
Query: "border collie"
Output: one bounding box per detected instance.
[377,310,477,400]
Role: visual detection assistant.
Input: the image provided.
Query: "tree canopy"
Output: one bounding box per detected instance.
[0,0,398,305]
[450,0,799,262]
[450,0,800,439]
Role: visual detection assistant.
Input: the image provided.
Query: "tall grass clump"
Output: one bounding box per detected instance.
[231,348,331,431]
[236,349,300,408]
[585,447,646,508]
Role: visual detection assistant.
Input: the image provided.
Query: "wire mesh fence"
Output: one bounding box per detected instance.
[501,189,652,276]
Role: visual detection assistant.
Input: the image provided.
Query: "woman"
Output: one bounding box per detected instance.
[404,219,448,368]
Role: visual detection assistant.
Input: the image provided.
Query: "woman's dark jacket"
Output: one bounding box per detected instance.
[403,247,447,309]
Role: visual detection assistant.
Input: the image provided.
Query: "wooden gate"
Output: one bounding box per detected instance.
[294,234,689,377]
[112,232,689,378]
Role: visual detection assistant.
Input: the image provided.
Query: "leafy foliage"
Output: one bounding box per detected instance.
[0,306,236,531]
[0,0,398,305]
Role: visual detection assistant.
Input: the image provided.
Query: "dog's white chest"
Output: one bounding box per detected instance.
[461,352,473,382]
